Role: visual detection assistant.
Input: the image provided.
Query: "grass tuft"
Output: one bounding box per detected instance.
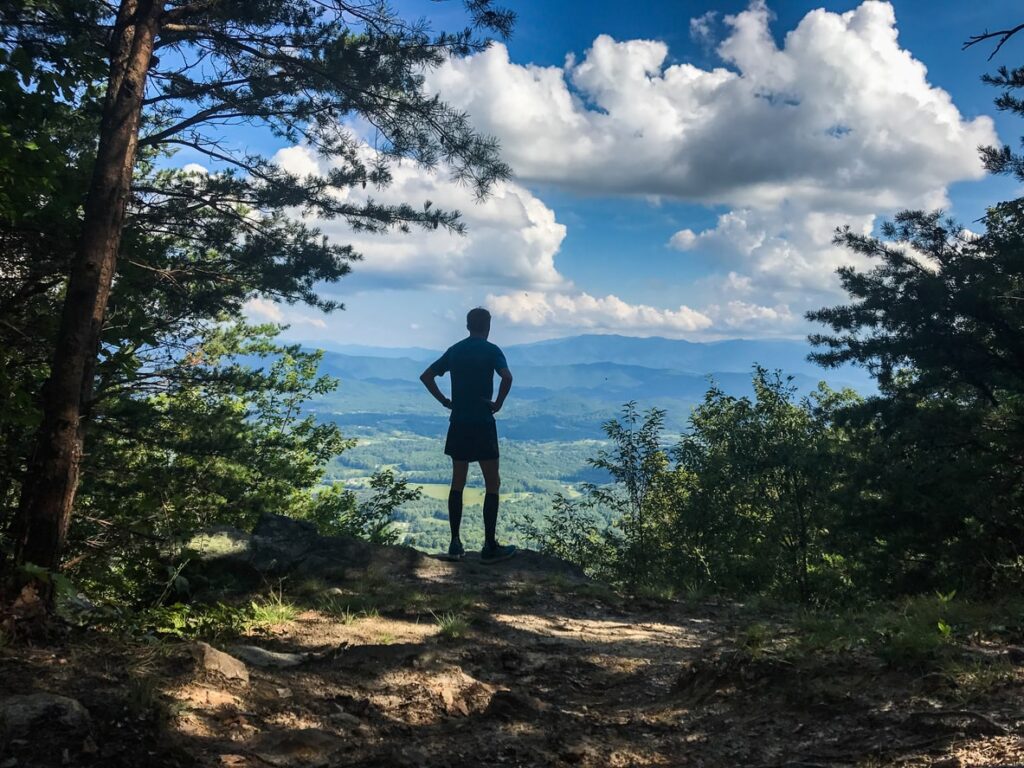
[944,657,1017,702]
[433,610,470,640]
[248,587,299,627]
[317,595,361,624]
[738,621,774,659]
[636,583,675,602]
[126,675,161,719]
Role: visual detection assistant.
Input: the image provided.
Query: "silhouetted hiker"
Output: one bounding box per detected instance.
[420,307,517,563]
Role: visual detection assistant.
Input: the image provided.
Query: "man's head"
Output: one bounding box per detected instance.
[466,307,491,338]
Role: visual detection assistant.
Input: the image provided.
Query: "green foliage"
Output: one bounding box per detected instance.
[516,403,677,587]
[808,204,1024,594]
[61,322,418,605]
[944,657,1016,703]
[120,587,301,641]
[513,494,617,582]
[128,602,253,642]
[674,371,861,603]
[125,676,163,720]
[793,595,1024,667]
[525,375,860,603]
[302,468,421,544]
[587,403,676,587]
[635,583,675,602]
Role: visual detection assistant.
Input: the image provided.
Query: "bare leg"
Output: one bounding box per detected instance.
[479,459,500,495]
[451,460,469,492]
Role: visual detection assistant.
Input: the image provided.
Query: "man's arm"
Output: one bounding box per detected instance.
[490,367,513,413]
[420,367,452,410]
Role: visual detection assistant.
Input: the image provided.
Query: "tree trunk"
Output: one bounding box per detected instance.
[9,0,163,586]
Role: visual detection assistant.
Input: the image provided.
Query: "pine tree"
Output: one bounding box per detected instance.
[1,0,513,592]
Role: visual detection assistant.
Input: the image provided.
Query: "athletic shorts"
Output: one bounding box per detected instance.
[444,419,499,462]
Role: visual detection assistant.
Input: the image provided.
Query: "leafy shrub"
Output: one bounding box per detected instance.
[127,602,252,641]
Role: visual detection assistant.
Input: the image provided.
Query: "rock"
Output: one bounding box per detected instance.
[561,744,596,764]
[432,670,496,717]
[483,689,549,721]
[186,527,253,561]
[0,693,91,737]
[330,709,361,728]
[250,728,345,767]
[252,514,319,541]
[192,642,249,684]
[229,645,307,669]
[181,514,376,588]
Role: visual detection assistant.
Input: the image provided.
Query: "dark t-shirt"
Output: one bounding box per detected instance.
[430,337,508,424]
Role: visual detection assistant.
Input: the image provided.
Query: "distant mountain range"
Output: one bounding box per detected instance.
[305,335,874,440]
[316,334,873,389]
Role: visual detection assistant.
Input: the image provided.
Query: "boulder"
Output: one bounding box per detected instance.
[0,693,91,737]
[192,641,250,684]
[182,514,381,589]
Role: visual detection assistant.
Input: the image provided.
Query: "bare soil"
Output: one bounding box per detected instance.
[2,547,1022,767]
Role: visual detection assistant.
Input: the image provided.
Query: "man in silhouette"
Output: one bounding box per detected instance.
[420,307,516,563]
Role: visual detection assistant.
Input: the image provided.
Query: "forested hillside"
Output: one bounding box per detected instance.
[301,336,872,552]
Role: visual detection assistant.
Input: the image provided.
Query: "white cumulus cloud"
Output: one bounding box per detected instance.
[274,145,568,291]
[486,290,713,336]
[427,1,994,210]
[670,206,877,294]
[690,10,719,50]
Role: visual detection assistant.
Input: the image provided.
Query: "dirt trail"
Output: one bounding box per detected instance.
[2,545,1023,767]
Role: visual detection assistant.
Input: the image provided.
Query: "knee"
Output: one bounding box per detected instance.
[485,476,501,494]
[451,477,466,492]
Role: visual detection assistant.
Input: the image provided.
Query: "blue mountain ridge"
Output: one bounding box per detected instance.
[303,335,874,440]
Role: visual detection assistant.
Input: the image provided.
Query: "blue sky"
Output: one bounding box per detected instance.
[231,1,1024,349]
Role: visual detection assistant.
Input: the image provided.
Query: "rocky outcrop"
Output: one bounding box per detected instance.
[181,512,587,592]
[181,513,411,588]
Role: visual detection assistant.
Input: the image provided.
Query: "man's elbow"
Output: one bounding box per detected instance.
[501,372,514,385]
[419,369,434,384]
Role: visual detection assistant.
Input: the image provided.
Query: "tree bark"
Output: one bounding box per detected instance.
[10,0,164,585]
